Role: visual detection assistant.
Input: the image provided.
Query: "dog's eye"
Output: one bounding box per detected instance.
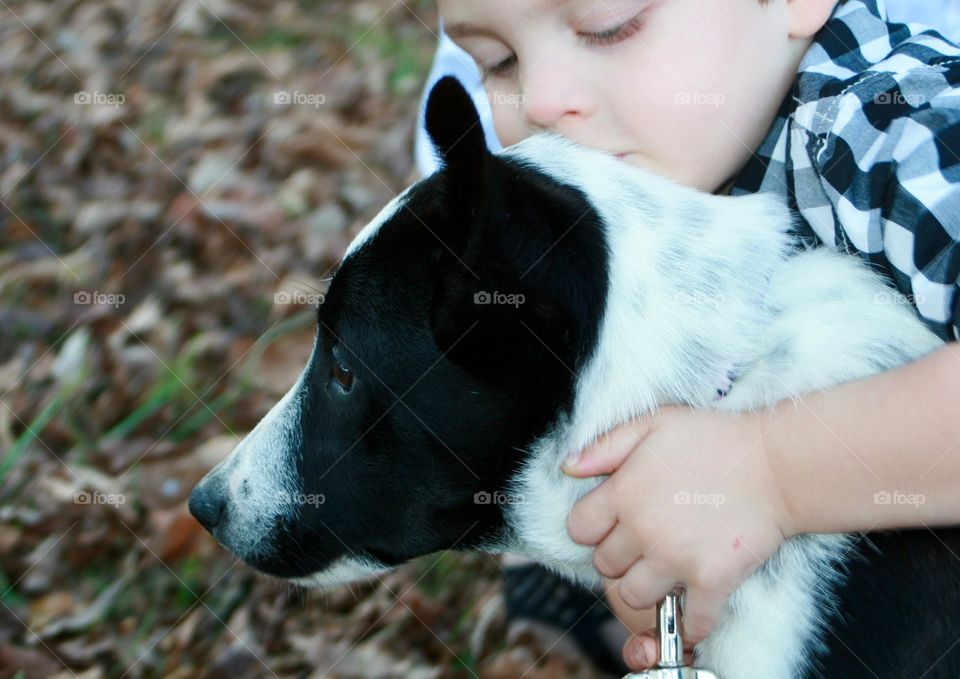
[331,361,354,391]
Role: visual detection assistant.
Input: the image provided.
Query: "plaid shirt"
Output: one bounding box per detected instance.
[730,0,960,341]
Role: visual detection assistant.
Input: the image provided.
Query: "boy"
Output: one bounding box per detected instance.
[417,0,960,673]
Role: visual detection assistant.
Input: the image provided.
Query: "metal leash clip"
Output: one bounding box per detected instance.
[622,586,720,679]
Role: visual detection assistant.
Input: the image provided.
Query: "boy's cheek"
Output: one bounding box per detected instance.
[490,102,530,147]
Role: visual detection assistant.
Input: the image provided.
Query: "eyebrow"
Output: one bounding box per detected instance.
[444,21,497,39]
[444,0,573,38]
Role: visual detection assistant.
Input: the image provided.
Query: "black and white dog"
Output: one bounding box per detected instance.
[190,77,960,678]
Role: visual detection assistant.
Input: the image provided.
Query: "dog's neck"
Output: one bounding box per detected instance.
[499,135,795,583]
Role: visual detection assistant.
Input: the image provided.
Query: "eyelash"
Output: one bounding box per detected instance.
[582,13,647,46]
[482,13,646,80]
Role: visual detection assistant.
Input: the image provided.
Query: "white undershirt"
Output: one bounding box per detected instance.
[884,0,960,41]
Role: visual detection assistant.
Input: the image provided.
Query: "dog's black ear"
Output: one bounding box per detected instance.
[425,76,489,193]
[425,77,589,390]
[427,75,496,368]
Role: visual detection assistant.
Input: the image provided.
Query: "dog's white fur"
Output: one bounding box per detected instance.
[210,354,308,557]
[493,134,943,678]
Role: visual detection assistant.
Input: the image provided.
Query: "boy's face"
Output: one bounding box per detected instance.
[439,0,814,192]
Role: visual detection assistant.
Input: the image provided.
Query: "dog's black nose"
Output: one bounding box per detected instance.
[189,483,225,531]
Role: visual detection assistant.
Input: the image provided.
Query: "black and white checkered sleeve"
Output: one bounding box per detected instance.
[812,64,960,342]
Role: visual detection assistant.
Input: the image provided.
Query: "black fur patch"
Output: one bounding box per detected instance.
[809,527,960,678]
[251,77,610,577]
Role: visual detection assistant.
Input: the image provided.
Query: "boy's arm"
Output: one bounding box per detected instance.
[769,53,960,534]
[764,342,960,535]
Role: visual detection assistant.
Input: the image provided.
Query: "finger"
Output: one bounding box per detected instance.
[592,523,642,579]
[624,631,694,671]
[566,482,619,545]
[624,630,658,670]
[617,559,677,611]
[561,415,658,477]
[680,583,731,645]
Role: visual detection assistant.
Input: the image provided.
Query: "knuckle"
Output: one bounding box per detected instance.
[690,566,722,590]
[618,582,645,609]
[593,551,612,576]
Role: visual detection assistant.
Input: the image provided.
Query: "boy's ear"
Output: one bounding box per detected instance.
[786,0,838,38]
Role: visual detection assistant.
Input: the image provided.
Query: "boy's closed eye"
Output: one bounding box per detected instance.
[479,3,652,80]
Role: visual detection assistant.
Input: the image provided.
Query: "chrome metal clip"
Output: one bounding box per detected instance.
[622,587,720,679]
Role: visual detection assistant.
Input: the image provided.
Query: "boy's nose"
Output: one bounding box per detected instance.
[519,65,592,131]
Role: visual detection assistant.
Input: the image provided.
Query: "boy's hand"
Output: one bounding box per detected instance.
[562,405,796,669]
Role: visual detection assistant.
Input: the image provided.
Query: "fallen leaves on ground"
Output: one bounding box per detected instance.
[0,0,611,677]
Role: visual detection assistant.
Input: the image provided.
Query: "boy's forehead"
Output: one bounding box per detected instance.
[440,0,670,38]
[534,0,574,9]
[440,0,571,30]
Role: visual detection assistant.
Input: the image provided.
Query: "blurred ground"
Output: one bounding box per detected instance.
[0,0,609,677]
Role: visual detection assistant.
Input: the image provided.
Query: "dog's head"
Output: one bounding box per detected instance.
[188,77,611,586]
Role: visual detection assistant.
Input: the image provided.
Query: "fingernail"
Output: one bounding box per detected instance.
[563,450,581,469]
[634,645,649,666]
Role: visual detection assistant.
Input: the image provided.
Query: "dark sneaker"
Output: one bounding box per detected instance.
[503,562,632,677]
